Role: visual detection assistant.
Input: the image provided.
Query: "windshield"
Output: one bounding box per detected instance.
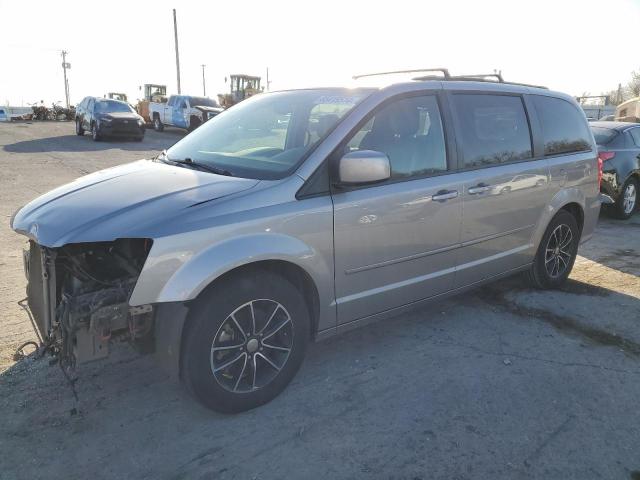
[95,100,134,113]
[590,126,617,145]
[166,89,370,180]
[189,96,218,107]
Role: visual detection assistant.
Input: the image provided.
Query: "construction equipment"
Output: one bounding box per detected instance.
[107,92,128,102]
[218,74,262,108]
[136,84,167,123]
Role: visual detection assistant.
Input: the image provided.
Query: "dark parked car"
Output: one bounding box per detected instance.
[590,121,640,219]
[75,97,145,141]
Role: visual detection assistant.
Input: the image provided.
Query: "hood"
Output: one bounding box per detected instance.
[11,159,259,247]
[99,111,141,120]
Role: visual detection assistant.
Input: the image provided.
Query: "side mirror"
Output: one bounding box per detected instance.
[338,150,391,185]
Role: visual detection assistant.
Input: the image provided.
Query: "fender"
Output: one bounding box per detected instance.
[529,185,599,253]
[129,232,335,331]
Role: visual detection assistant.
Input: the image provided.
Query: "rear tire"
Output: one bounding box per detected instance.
[528,210,580,289]
[610,177,638,220]
[188,117,201,132]
[153,116,164,132]
[181,270,310,413]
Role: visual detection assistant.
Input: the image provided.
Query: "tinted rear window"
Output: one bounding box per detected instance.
[451,94,532,168]
[590,127,618,145]
[533,96,592,155]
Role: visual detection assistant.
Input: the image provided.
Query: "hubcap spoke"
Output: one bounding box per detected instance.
[260,304,281,335]
[256,352,282,372]
[229,313,248,341]
[251,355,258,390]
[249,301,257,335]
[263,317,292,341]
[212,343,244,352]
[212,351,245,373]
[262,342,291,353]
[233,355,248,392]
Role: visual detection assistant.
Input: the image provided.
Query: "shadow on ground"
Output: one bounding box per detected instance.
[1,273,639,479]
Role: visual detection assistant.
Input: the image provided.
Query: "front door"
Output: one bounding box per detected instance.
[332,93,462,324]
[448,92,549,286]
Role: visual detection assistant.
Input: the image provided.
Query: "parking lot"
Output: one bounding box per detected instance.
[0,121,639,479]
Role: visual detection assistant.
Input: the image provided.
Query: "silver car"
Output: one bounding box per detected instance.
[11,70,602,412]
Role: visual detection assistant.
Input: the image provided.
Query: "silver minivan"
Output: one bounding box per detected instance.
[11,70,602,412]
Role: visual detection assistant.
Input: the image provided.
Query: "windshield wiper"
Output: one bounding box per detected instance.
[170,158,233,176]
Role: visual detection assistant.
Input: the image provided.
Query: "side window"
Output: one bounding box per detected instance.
[345,95,447,179]
[451,94,532,168]
[168,97,176,107]
[533,95,592,156]
[628,128,640,147]
[87,98,94,111]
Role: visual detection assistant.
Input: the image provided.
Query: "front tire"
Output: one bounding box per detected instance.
[528,210,580,289]
[91,122,101,141]
[75,118,84,136]
[181,270,310,413]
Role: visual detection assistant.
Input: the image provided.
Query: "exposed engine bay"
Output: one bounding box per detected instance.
[24,238,153,367]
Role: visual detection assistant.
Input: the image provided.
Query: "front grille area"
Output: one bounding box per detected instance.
[26,241,49,340]
[110,120,140,133]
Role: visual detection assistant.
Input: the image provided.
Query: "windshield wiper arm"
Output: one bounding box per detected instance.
[170,158,233,176]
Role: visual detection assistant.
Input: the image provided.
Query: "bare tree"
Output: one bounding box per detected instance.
[628,70,640,98]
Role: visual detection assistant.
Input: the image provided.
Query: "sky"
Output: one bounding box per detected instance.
[1,0,638,107]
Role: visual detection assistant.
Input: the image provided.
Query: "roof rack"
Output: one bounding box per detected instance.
[352,68,450,80]
[352,68,547,89]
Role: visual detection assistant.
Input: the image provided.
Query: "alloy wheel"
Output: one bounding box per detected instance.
[623,183,637,215]
[210,299,293,393]
[544,224,573,278]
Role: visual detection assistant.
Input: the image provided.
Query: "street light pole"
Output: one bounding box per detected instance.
[61,50,70,108]
[173,9,181,94]
[201,64,206,96]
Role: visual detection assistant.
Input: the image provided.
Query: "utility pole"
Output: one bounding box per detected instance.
[173,9,181,94]
[266,67,271,91]
[201,64,206,96]
[61,50,70,108]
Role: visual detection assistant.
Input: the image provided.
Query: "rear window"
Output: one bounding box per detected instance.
[590,127,618,145]
[451,94,532,168]
[533,96,592,155]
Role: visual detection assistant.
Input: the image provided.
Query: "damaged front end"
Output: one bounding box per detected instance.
[24,238,153,367]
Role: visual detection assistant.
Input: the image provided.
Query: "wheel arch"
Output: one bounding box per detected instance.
[191,259,321,340]
[531,188,588,253]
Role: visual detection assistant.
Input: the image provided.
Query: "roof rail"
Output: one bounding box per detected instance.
[451,73,504,82]
[414,73,548,90]
[353,68,450,80]
[352,68,548,89]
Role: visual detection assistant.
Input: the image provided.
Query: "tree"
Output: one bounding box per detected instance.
[627,70,640,98]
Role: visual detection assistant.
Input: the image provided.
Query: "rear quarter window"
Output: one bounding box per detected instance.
[533,96,593,155]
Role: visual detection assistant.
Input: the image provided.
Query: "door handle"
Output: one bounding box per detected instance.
[431,190,459,202]
[468,184,491,195]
